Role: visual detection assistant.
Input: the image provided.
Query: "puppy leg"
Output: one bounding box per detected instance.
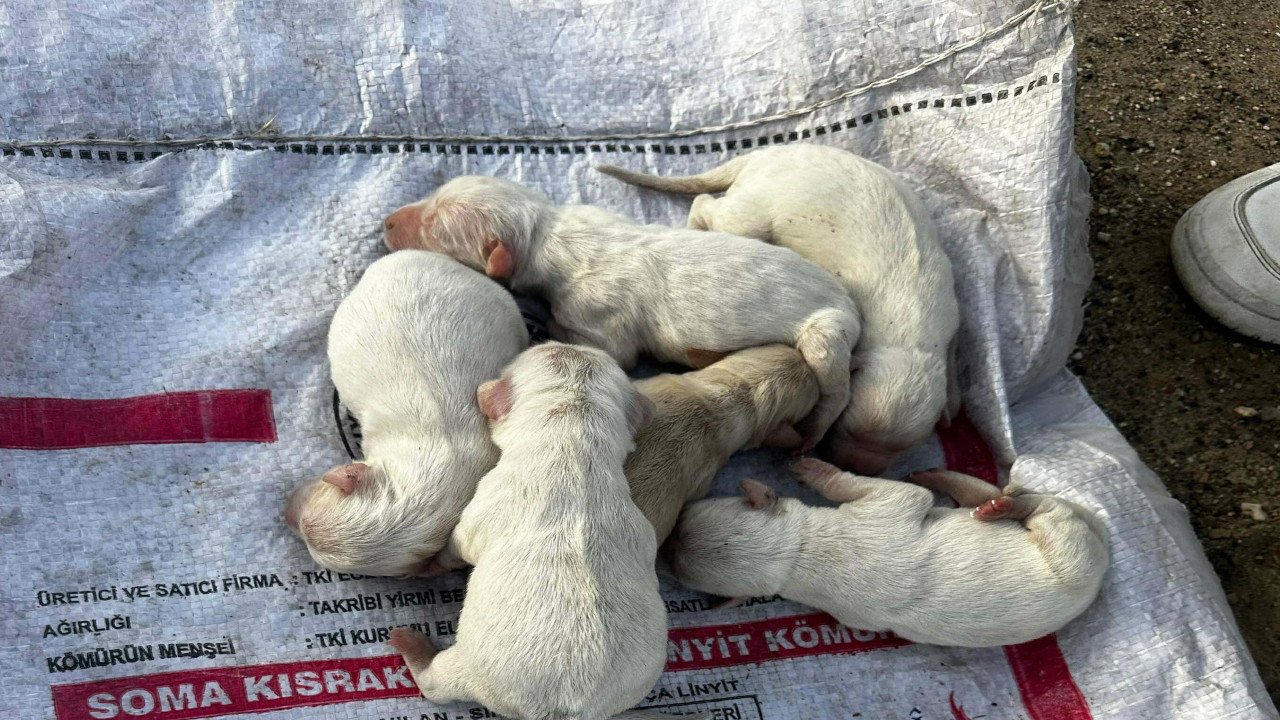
[389,629,472,704]
[688,194,718,230]
[976,495,1109,588]
[972,493,1057,522]
[792,458,909,504]
[415,537,469,577]
[906,469,1002,508]
[690,194,773,240]
[548,317,641,370]
[793,309,859,451]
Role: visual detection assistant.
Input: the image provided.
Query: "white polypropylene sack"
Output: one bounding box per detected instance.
[1,1,1275,719]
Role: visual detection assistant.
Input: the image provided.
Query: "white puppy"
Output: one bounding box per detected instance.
[383,176,861,450]
[389,343,674,720]
[598,145,960,475]
[629,345,820,544]
[284,250,528,576]
[663,459,1109,647]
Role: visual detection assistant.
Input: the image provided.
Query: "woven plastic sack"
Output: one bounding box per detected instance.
[1,1,1275,718]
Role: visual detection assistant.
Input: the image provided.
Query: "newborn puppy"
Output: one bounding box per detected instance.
[628,345,819,544]
[383,176,860,450]
[389,343,671,720]
[284,250,527,576]
[598,145,960,474]
[664,460,1109,647]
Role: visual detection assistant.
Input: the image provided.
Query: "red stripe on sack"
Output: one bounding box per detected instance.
[0,390,277,449]
[936,413,998,483]
[936,414,1094,720]
[1003,636,1095,720]
[665,611,910,672]
[47,613,907,720]
[50,655,418,720]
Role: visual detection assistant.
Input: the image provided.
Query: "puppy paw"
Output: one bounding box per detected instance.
[792,457,841,485]
[710,596,745,611]
[388,627,436,676]
[972,496,1015,521]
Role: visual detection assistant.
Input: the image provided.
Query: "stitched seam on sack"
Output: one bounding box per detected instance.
[0,0,1066,154]
[0,73,1063,162]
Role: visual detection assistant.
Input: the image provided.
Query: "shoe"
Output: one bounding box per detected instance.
[1173,162,1280,344]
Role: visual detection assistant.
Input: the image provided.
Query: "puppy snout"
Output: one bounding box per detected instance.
[383,207,419,251]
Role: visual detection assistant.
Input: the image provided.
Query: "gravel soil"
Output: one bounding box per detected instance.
[1072,0,1279,700]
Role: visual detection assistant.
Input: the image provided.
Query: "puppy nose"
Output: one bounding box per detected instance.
[384,207,419,251]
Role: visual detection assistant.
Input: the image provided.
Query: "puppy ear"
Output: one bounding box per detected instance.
[477,377,514,420]
[321,462,369,495]
[484,238,515,279]
[740,478,778,511]
[628,391,655,434]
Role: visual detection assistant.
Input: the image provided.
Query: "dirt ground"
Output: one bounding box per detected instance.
[1072,0,1280,700]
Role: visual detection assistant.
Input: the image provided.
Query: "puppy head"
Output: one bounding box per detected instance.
[698,345,821,444]
[826,347,947,475]
[285,461,446,577]
[661,479,799,597]
[383,176,554,280]
[478,342,653,448]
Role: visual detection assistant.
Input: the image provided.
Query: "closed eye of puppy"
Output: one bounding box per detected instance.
[627,344,820,545]
[597,145,961,475]
[383,176,861,450]
[662,459,1109,647]
[284,250,527,577]
[389,342,692,720]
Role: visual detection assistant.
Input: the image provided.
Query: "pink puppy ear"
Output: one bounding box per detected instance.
[477,377,514,420]
[321,462,370,495]
[484,239,515,279]
[740,478,778,511]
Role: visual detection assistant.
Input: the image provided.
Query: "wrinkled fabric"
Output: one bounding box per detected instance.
[1,1,1275,718]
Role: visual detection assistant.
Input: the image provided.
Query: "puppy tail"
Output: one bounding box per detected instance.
[595,156,750,195]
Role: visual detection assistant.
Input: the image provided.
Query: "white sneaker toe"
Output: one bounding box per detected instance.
[1173,163,1280,344]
